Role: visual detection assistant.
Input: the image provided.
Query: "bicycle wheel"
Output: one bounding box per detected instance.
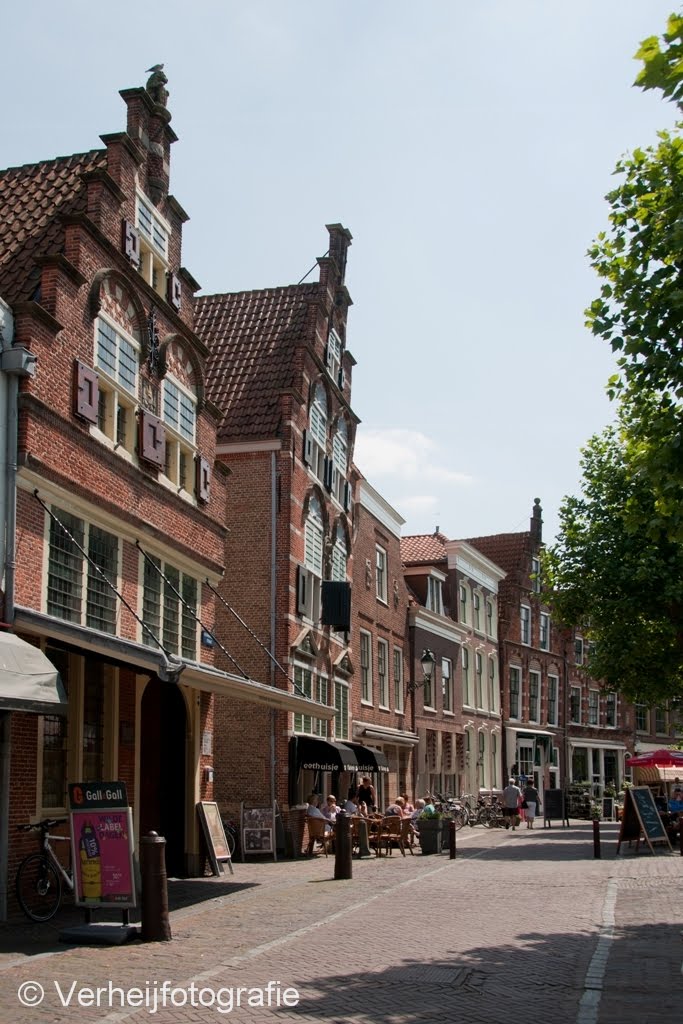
[16,853,62,922]
[225,828,236,858]
[453,808,467,831]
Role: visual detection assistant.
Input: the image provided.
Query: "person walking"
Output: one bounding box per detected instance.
[502,778,523,830]
[522,780,541,829]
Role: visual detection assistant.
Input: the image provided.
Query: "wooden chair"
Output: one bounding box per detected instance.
[306,817,334,857]
[399,816,416,856]
[370,815,402,856]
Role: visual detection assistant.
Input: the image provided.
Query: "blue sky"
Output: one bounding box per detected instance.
[2,1,678,542]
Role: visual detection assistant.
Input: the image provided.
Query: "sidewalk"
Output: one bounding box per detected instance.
[0,821,679,1023]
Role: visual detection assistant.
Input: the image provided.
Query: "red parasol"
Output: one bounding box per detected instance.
[625,748,683,767]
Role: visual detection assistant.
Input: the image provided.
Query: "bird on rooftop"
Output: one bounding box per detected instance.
[146,64,164,73]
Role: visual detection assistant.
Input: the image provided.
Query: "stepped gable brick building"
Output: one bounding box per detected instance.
[196,225,355,815]
[0,75,327,902]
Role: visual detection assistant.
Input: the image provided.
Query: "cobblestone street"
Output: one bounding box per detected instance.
[0,822,679,1024]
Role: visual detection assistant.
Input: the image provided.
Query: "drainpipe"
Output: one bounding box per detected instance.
[269,452,277,807]
[0,301,36,922]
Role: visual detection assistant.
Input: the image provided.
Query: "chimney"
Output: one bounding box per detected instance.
[326,223,352,285]
[530,498,543,547]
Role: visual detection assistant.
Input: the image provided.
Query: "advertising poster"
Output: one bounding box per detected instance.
[69,782,137,908]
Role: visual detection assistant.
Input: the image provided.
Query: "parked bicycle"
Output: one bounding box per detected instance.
[429,793,469,830]
[16,818,73,921]
[222,818,240,859]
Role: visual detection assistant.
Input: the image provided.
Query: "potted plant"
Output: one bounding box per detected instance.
[417,808,443,855]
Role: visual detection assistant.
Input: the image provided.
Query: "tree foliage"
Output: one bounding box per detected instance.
[546,13,683,704]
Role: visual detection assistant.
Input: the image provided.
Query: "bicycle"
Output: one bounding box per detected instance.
[16,818,74,921]
[222,818,240,859]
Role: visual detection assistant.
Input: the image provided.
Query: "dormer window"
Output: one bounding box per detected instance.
[325,328,343,388]
[426,574,444,616]
[136,192,171,299]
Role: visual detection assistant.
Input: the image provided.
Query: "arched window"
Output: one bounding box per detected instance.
[305,383,327,481]
[332,418,348,505]
[304,495,324,577]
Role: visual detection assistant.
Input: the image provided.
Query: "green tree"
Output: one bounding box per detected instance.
[547,13,683,703]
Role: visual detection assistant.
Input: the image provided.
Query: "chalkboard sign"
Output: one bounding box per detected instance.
[616,787,672,855]
[197,802,234,875]
[543,789,569,828]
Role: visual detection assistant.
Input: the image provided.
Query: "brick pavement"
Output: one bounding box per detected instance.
[0,822,679,1023]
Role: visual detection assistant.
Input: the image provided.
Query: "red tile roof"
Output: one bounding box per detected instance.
[196,284,319,443]
[466,532,529,573]
[401,532,449,566]
[0,151,105,303]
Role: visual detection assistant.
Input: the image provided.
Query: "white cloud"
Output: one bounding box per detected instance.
[353,427,473,485]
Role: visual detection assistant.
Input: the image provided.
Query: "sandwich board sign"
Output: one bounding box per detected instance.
[616,786,672,855]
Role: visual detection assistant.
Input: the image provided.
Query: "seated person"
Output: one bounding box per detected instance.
[344,794,368,816]
[421,796,436,816]
[306,794,332,831]
[321,795,339,822]
[384,796,406,817]
[669,788,683,814]
[411,798,426,823]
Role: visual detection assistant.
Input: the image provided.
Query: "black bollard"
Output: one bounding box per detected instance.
[679,820,683,857]
[140,831,172,941]
[449,818,456,859]
[334,812,352,880]
[592,819,601,859]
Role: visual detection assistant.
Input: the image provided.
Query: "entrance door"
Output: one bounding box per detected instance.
[140,678,187,877]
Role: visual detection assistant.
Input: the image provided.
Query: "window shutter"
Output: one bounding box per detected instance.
[337,367,345,390]
[321,581,351,631]
[297,565,310,615]
[195,455,211,503]
[138,409,166,467]
[122,219,140,268]
[73,360,99,424]
[325,343,333,370]
[323,456,333,492]
[331,465,339,496]
[343,480,352,513]
[303,430,313,466]
[167,273,182,311]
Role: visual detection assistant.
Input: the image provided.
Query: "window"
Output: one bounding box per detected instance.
[570,686,581,724]
[375,545,387,603]
[475,652,483,708]
[305,383,327,481]
[635,704,648,732]
[605,692,616,728]
[488,657,497,713]
[294,664,327,735]
[393,647,404,713]
[442,657,453,712]
[300,495,323,621]
[330,523,347,582]
[459,583,469,625]
[509,666,520,719]
[473,592,481,632]
[575,636,584,666]
[377,639,389,707]
[162,376,197,489]
[47,508,119,634]
[540,613,550,651]
[94,316,138,455]
[462,647,471,706]
[478,731,486,788]
[325,328,343,387]
[588,689,599,726]
[655,707,667,735]
[331,419,348,505]
[136,192,171,296]
[360,631,372,703]
[486,598,495,638]
[548,674,559,726]
[531,556,541,593]
[141,555,198,659]
[334,680,349,740]
[491,732,498,788]
[529,670,540,722]
[40,647,70,810]
[427,576,443,615]
[520,605,531,645]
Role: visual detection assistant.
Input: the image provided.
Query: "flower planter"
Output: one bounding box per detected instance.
[418,818,442,855]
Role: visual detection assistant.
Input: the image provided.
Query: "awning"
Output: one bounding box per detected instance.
[631,766,683,783]
[0,632,67,715]
[292,736,359,773]
[344,742,390,774]
[13,607,335,719]
[353,721,420,746]
[507,726,556,746]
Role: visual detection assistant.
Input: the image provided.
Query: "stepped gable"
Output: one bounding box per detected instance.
[466,532,528,574]
[197,283,319,443]
[0,150,105,303]
[401,531,449,566]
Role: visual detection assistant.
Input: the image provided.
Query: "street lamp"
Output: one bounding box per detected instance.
[408,649,436,692]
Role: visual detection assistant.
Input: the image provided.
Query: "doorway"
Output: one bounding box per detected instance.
[139,678,187,877]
